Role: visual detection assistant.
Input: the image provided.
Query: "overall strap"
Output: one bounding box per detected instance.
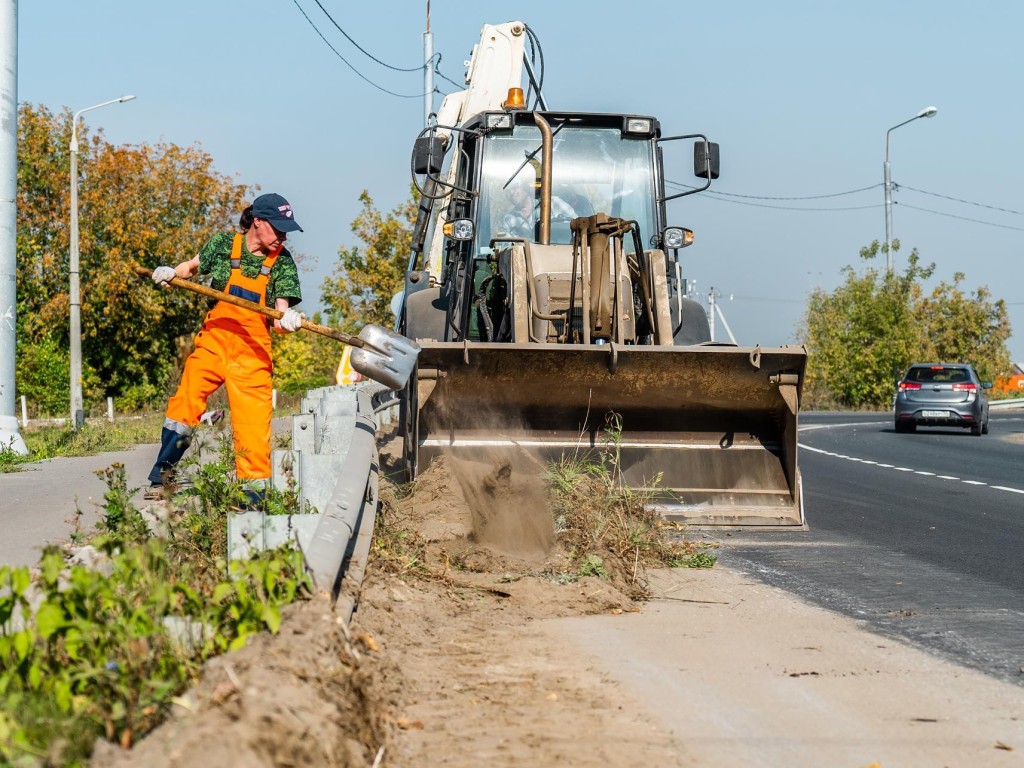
[258,244,284,277]
[229,232,244,269]
[229,233,282,275]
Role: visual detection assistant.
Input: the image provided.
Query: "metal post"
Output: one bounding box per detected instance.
[883,157,893,271]
[0,0,26,455]
[883,106,938,273]
[69,125,81,428]
[708,287,716,343]
[423,0,433,127]
[68,95,135,428]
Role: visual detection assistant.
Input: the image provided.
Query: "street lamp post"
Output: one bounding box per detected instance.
[884,105,937,272]
[69,94,135,428]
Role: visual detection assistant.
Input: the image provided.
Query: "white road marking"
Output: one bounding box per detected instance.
[799,443,1024,496]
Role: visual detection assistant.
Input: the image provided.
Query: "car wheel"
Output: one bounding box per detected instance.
[970,423,982,436]
[895,421,915,433]
[982,420,989,435]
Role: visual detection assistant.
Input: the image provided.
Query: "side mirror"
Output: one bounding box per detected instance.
[413,136,445,176]
[694,141,720,180]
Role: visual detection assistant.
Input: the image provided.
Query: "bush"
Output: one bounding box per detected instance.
[15,337,70,418]
[0,460,312,764]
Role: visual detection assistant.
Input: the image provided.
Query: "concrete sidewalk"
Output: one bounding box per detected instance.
[0,443,158,568]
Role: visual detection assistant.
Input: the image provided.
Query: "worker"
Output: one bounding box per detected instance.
[500,177,578,239]
[145,192,305,508]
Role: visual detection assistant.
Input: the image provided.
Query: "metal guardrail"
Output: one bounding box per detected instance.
[989,398,1024,410]
[228,382,397,610]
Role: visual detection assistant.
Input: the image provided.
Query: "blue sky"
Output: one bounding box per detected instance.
[15,1,1024,362]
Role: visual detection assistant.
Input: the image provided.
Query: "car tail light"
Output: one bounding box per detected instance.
[898,382,921,391]
[952,382,977,392]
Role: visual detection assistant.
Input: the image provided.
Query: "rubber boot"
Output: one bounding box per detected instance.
[147,427,193,486]
[241,488,266,512]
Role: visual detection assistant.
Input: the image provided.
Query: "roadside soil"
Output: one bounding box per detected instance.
[94,433,1024,767]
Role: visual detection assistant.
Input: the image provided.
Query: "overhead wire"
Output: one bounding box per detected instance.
[896,203,1024,232]
[291,0,438,99]
[666,179,1024,228]
[897,185,1024,216]
[310,0,424,72]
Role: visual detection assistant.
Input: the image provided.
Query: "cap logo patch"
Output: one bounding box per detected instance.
[278,204,293,219]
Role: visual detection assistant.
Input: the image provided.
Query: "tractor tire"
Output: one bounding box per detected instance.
[674,298,712,346]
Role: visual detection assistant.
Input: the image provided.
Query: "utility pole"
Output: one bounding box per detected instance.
[423,0,433,127]
[0,0,26,454]
[707,286,737,345]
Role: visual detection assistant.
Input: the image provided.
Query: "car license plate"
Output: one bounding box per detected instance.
[922,410,949,418]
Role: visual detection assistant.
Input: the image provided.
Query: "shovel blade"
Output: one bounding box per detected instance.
[350,325,421,390]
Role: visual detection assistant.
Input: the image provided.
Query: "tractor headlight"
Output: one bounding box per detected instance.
[663,226,694,249]
[443,218,475,241]
[623,117,654,136]
[485,113,513,130]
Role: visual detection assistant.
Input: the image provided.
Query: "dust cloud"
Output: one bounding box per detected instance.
[446,448,554,558]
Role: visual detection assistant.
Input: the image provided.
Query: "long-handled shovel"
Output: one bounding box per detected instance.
[135,265,420,390]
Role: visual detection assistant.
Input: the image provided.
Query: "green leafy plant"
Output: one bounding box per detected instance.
[544,422,717,598]
[0,449,313,765]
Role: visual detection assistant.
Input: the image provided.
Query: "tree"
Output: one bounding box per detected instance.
[320,190,416,334]
[914,273,1011,384]
[800,241,1013,409]
[16,103,251,413]
[270,315,336,395]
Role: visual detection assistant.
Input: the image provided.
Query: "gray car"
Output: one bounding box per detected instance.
[894,363,991,435]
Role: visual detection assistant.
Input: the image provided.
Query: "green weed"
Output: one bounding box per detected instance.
[0,438,312,765]
[544,420,717,597]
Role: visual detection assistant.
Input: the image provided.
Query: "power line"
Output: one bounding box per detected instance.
[310,0,424,72]
[898,185,1024,216]
[432,53,464,90]
[291,0,436,99]
[666,180,882,210]
[666,179,1024,226]
[897,203,1024,233]
[701,183,882,201]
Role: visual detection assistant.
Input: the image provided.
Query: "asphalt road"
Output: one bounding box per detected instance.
[0,444,157,568]
[714,408,1024,685]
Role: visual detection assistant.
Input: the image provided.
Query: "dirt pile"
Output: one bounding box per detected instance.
[97,445,685,766]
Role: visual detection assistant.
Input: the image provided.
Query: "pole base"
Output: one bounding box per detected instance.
[0,415,28,456]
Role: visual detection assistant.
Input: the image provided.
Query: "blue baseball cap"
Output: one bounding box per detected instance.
[252,193,303,233]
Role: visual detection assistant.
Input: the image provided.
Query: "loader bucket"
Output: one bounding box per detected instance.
[408,341,807,528]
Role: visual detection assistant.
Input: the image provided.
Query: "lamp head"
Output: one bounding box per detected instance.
[917,106,938,118]
[119,95,137,103]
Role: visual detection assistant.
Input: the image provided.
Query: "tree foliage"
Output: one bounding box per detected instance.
[801,241,1013,409]
[320,190,416,334]
[16,103,251,414]
[270,316,337,395]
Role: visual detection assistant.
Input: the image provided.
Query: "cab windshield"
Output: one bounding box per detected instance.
[477,124,656,247]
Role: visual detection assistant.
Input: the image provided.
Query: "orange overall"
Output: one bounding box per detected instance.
[165,234,281,482]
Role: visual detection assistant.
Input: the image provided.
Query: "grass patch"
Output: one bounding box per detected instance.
[544,427,717,599]
[368,485,430,580]
[0,416,164,473]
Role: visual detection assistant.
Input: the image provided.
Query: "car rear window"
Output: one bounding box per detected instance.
[906,366,970,383]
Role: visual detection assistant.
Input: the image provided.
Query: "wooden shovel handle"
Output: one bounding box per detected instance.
[134,265,363,347]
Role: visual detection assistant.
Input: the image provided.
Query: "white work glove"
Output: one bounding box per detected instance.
[151,266,176,287]
[279,308,304,333]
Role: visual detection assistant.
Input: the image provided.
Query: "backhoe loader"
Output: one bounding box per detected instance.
[397,22,807,527]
